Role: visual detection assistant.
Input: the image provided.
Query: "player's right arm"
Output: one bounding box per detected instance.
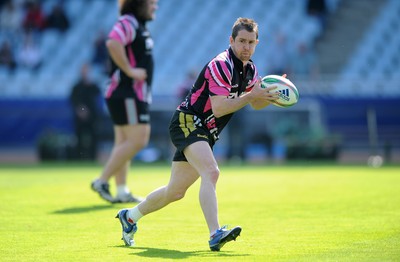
[208,54,281,116]
[106,39,147,81]
[210,80,279,117]
[249,74,287,110]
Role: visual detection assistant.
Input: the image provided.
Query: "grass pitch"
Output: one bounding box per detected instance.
[0,163,399,261]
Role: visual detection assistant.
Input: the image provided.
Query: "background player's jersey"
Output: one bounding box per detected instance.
[178,48,258,141]
[105,14,154,103]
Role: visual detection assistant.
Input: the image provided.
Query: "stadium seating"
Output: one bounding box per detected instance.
[150,0,326,95]
[1,0,338,98]
[4,0,400,97]
[339,0,400,96]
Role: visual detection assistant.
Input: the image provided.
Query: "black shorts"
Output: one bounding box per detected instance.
[106,97,150,125]
[169,110,215,162]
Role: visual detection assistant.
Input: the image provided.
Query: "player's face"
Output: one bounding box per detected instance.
[143,0,158,21]
[230,29,258,63]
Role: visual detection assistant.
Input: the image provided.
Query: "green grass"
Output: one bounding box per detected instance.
[1,163,399,261]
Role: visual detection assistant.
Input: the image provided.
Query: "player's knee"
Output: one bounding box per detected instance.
[136,139,149,150]
[167,189,186,202]
[127,138,148,152]
[207,167,220,184]
[173,191,186,201]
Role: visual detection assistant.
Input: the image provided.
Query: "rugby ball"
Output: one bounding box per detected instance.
[261,75,299,108]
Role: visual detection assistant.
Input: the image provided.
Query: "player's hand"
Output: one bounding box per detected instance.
[129,68,147,81]
[251,77,279,101]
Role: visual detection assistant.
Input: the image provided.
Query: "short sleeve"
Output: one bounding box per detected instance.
[108,15,137,45]
[207,59,233,96]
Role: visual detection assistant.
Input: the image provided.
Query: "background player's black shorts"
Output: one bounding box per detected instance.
[169,110,215,161]
[106,97,150,125]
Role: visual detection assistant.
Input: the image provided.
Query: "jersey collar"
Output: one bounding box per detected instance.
[228,47,254,78]
[228,47,253,70]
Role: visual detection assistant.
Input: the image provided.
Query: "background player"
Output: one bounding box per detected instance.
[91,0,158,203]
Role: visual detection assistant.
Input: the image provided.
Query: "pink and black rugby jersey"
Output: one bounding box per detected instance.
[105,14,154,102]
[178,47,258,141]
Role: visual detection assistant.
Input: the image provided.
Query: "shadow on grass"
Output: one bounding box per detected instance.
[113,245,249,259]
[52,204,114,214]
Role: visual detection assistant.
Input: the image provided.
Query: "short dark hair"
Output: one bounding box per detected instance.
[120,0,147,17]
[231,17,259,40]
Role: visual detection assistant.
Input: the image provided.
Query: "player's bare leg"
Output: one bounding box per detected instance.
[135,141,221,233]
[118,141,241,250]
[114,160,130,186]
[184,141,242,251]
[92,124,150,202]
[137,161,199,214]
[101,124,150,180]
[183,141,221,234]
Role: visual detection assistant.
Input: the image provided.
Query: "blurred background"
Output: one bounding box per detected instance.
[0,0,399,165]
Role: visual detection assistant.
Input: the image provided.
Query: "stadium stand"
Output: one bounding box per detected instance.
[339,0,400,96]
[1,0,335,97]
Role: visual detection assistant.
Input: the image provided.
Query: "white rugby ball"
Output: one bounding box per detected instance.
[261,75,299,108]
